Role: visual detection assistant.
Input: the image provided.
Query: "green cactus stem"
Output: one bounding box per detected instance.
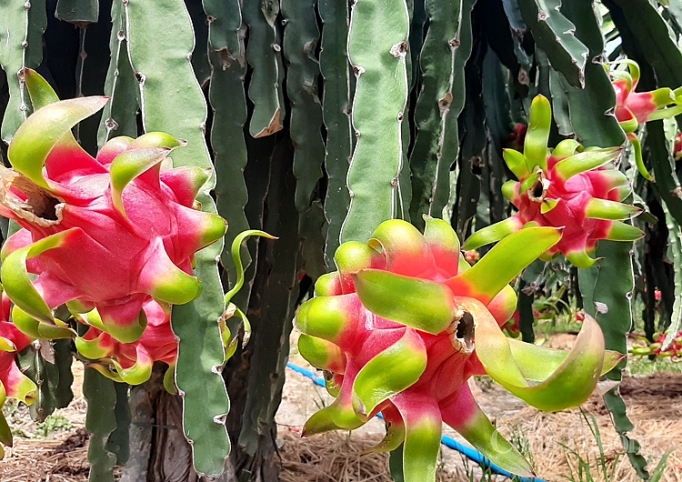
[0,0,47,143]
[409,0,464,231]
[662,203,682,351]
[242,0,285,138]
[579,238,650,478]
[237,152,302,455]
[84,368,118,482]
[518,0,588,88]
[17,339,74,422]
[281,0,327,280]
[558,1,625,148]
[205,0,253,313]
[282,0,325,212]
[341,0,411,243]
[97,0,139,147]
[105,381,131,466]
[55,0,99,24]
[319,0,353,267]
[123,0,230,475]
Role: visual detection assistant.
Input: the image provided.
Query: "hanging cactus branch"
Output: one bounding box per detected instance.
[341,0,411,243]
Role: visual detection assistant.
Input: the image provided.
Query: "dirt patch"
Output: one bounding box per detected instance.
[1,428,91,482]
[2,360,681,481]
[498,373,682,482]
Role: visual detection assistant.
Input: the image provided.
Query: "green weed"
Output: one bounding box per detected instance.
[34,414,72,438]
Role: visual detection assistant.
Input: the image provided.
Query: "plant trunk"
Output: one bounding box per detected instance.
[119,365,274,482]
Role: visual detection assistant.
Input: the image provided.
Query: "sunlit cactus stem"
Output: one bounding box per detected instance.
[341,0,410,243]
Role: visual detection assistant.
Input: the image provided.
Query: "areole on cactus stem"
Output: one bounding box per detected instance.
[295,217,623,482]
[463,94,644,268]
[0,69,227,345]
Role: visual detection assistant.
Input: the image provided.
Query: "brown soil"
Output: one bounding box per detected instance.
[1,350,681,481]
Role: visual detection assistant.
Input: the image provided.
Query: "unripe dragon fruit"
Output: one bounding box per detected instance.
[296,217,622,481]
[463,95,643,268]
[609,60,681,181]
[0,292,37,458]
[0,70,226,344]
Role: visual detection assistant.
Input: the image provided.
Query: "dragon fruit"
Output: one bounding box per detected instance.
[0,292,37,458]
[610,60,681,181]
[0,70,226,343]
[74,299,178,390]
[463,95,643,268]
[295,217,622,481]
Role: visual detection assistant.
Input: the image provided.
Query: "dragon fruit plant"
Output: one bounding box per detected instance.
[0,69,227,345]
[295,217,622,481]
[609,60,682,181]
[630,331,682,359]
[463,95,644,268]
[0,69,270,471]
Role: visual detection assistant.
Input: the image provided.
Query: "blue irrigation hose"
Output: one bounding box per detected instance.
[286,362,545,482]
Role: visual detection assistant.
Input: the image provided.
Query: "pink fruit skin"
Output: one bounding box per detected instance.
[302,227,512,440]
[0,136,225,342]
[79,300,177,372]
[613,78,657,125]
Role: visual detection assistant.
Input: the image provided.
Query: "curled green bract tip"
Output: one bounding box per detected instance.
[8,97,109,189]
[468,297,618,412]
[225,229,277,305]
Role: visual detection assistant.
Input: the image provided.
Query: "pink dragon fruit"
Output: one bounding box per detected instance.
[74,299,178,390]
[0,70,226,343]
[0,292,37,458]
[463,95,643,268]
[296,217,621,481]
[610,60,681,181]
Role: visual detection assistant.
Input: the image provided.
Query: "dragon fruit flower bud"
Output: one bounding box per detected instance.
[463,250,479,265]
[296,218,622,482]
[464,95,644,269]
[0,70,226,344]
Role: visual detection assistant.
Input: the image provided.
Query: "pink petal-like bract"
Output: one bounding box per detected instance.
[0,92,226,344]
